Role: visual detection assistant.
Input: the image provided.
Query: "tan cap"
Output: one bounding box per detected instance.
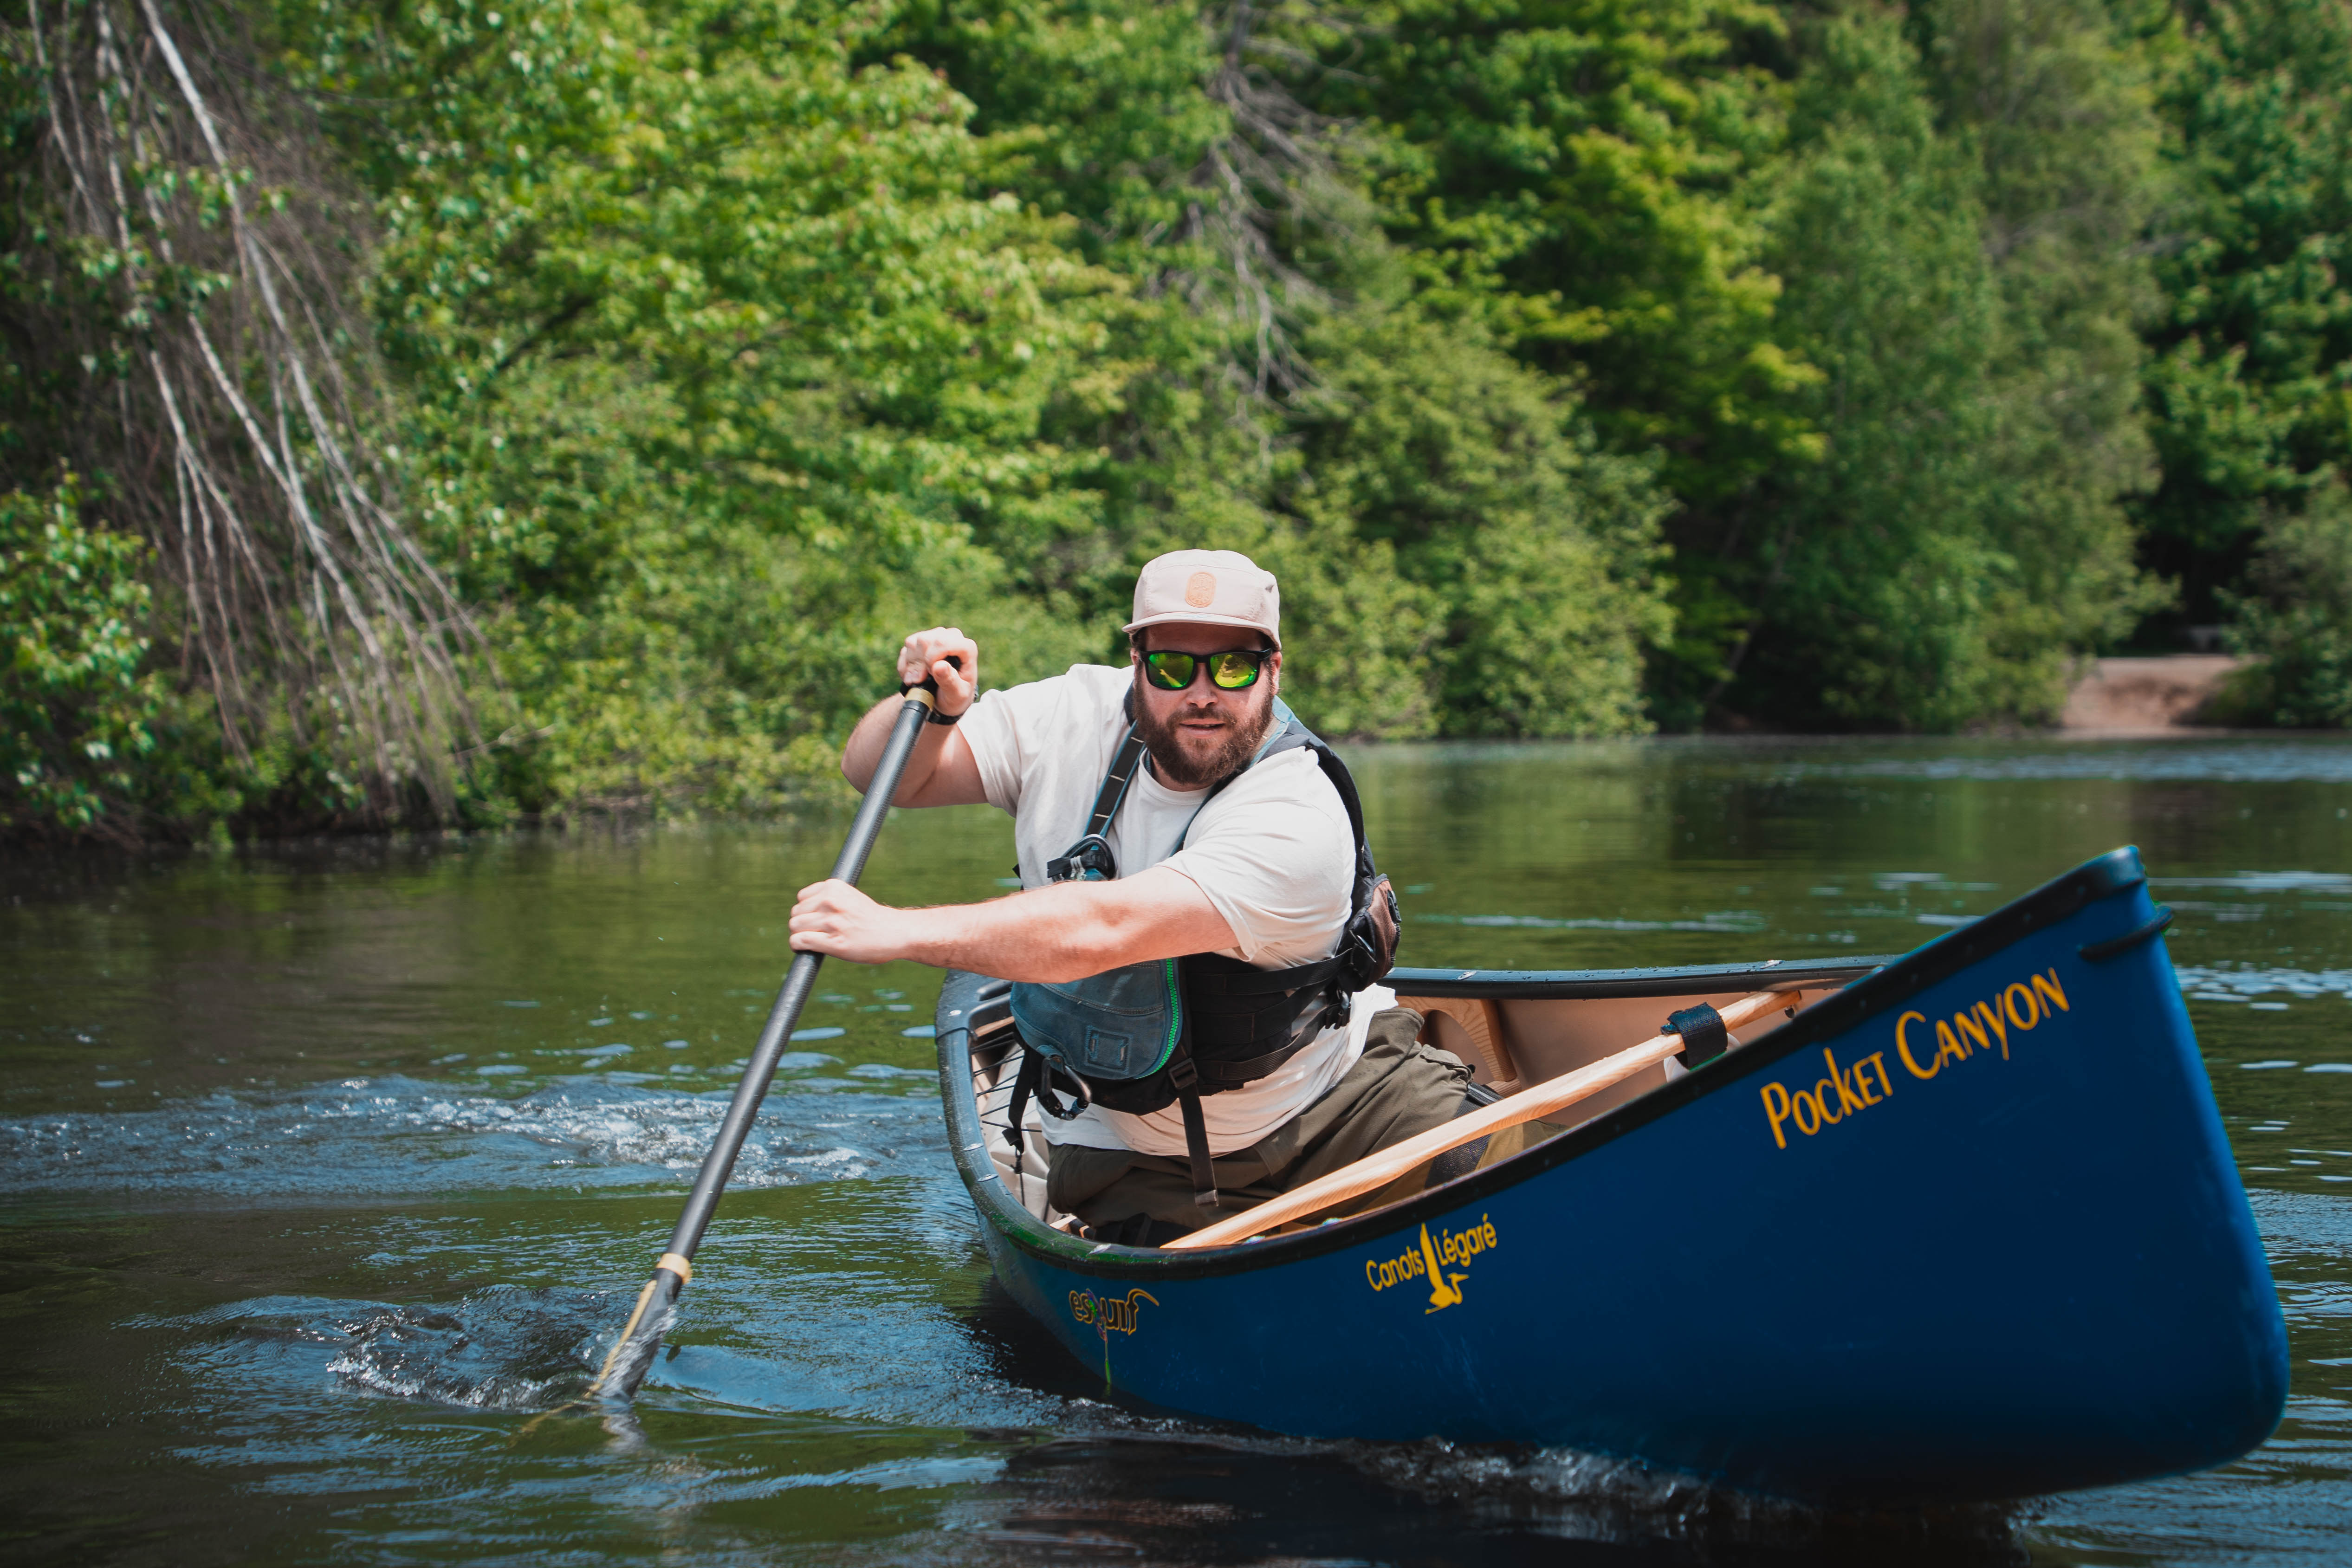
[1124,549,1282,648]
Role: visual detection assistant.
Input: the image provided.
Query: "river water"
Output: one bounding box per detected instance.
[5,735,2350,1565]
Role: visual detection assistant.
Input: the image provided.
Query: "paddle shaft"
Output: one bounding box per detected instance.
[588,683,942,1398]
[1165,986,1801,1251]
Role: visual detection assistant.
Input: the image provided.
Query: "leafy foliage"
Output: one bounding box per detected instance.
[5,0,2349,839]
[2222,480,2352,726]
[2138,0,2352,631]
[1711,2,2162,729]
[285,0,1134,816]
[0,1,472,816]
[0,477,190,837]
[1303,0,1818,510]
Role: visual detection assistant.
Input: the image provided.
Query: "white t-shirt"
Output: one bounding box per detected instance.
[958,663,1393,1156]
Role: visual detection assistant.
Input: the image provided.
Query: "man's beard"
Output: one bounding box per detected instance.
[1132,674,1276,790]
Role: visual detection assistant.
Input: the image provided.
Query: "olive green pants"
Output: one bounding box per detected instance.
[1045,1007,1562,1246]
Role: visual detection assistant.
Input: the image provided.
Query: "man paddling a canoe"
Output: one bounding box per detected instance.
[789,550,1555,1244]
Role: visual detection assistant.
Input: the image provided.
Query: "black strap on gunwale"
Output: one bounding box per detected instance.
[2079,906,2174,963]
[1663,1002,1729,1070]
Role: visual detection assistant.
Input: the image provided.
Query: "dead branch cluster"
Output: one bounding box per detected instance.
[19,0,471,817]
[1179,0,1369,411]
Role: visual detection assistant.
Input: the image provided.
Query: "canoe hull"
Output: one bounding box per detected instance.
[938,849,2286,1503]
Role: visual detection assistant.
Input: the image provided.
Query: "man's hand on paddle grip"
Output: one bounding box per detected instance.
[898,627,977,717]
[842,626,986,806]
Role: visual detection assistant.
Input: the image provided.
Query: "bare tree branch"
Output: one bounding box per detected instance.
[16,0,475,817]
[1172,0,1369,416]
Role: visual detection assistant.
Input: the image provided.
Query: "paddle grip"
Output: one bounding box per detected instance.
[900,651,967,716]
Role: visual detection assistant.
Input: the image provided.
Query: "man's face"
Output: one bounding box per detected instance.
[1130,621,1282,790]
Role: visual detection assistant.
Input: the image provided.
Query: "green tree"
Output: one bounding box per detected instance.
[2138,0,2352,634]
[1280,304,1672,736]
[1,0,473,831]
[1302,0,1818,513]
[1716,12,2014,727]
[1693,3,2160,729]
[888,0,1678,738]
[0,478,163,836]
[1915,0,2167,707]
[282,0,1128,815]
[2222,478,2352,725]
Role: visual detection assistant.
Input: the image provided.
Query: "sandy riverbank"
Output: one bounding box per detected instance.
[2060,655,2242,735]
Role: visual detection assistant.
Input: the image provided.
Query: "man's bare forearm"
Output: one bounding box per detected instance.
[891,884,1183,981]
[788,867,1235,981]
[842,693,950,796]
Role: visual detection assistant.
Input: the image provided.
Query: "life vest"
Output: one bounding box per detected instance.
[1005,697,1400,1210]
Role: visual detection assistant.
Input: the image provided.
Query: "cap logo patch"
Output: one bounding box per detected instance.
[1184,571,1217,608]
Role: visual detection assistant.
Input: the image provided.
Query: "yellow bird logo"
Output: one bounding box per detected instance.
[1419,1222,1469,1314]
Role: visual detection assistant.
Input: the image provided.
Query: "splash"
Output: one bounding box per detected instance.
[188,1286,620,1412]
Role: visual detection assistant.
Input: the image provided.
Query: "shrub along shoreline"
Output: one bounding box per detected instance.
[3,0,2346,843]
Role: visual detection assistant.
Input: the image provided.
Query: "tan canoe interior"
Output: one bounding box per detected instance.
[967,981,1850,1228]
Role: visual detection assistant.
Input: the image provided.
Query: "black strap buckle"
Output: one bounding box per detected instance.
[1031,1058,1093,1120]
[1046,834,1118,884]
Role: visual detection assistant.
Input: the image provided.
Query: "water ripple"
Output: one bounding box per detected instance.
[1794,744,2352,783]
[1411,912,1768,933]
[0,1074,942,1197]
[2177,965,2352,1002]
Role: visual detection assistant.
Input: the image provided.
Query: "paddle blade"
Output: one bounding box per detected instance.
[584,1266,683,1401]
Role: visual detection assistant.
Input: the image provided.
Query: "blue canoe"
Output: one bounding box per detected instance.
[931,847,2287,1503]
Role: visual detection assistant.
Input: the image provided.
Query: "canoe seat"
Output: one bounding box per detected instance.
[1396,994,1521,1095]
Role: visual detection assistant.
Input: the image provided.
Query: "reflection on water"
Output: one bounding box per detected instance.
[3,735,2349,1565]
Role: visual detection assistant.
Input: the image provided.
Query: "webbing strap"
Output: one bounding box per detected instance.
[1085,726,1149,840]
[1047,725,1149,883]
[1004,1047,1041,1174]
[1179,1091,1219,1210]
[1167,1053,1219,1210]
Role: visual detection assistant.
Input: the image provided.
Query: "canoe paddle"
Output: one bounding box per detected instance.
[582,662,955,1402]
